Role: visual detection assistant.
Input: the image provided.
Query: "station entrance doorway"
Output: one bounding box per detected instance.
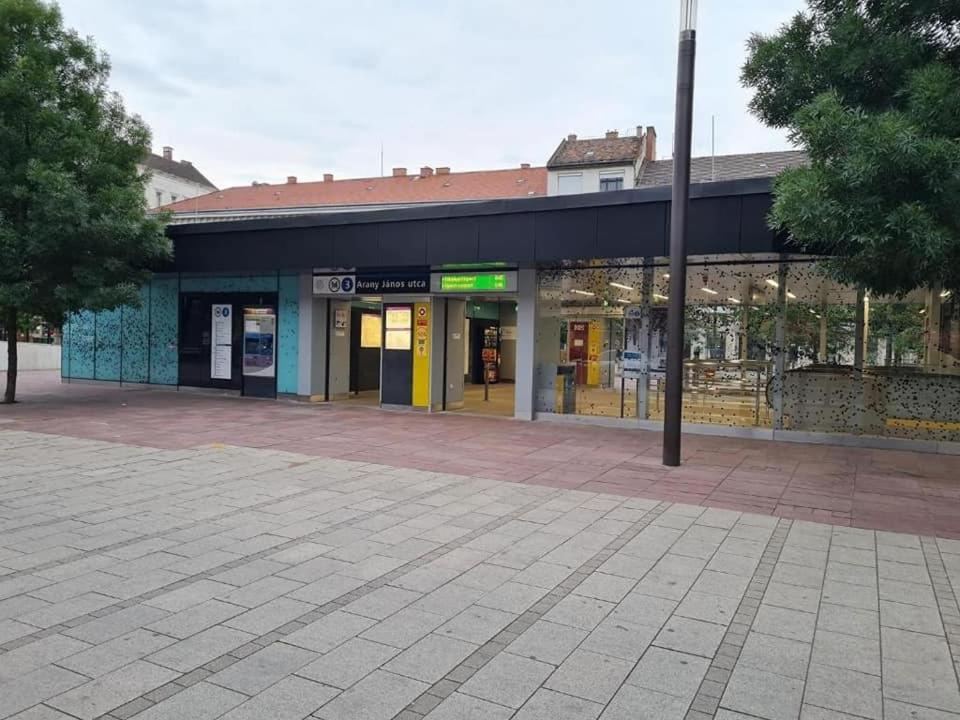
[459,297,517,417]
[325,297,382,406]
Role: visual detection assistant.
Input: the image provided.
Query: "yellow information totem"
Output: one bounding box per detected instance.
[587,320,601,386]
[412,302,430,407]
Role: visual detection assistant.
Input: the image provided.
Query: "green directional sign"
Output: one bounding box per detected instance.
[439,272,508,292]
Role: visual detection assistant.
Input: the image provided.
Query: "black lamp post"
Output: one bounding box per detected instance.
[663,0,698,467]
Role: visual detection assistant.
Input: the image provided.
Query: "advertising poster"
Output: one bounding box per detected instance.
[384,306,412,350]
[622,304,646,379]
[242,309,276,378]
[211,304,232,380]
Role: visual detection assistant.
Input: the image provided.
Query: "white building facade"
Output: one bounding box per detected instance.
[547,127,656,196]
[140,146,217,210]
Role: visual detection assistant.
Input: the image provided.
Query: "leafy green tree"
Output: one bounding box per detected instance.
[742,0,960,297]
[868,302,926,365]
[0,0,169,402]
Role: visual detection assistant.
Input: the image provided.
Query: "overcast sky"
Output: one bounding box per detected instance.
[56,1,804,190]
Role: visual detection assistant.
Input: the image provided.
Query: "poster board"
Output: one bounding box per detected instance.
[384,306,412,350]
[211,304,232,380]
[622,304,646,380]
[242,308,276,378]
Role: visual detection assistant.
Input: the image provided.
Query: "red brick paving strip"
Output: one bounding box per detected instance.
[3,370,960,538]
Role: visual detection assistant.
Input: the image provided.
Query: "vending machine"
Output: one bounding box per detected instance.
[481,325,500,384]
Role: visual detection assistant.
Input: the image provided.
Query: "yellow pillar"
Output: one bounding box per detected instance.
[587,320,601,386]
[412,302,430,407]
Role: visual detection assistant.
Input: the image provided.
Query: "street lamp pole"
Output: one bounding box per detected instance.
[663,0,698,466]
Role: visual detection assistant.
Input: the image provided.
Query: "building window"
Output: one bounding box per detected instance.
[599,173,624,192]
[155,190,163,206]
[557,173,583,195]
[170,193,178,203]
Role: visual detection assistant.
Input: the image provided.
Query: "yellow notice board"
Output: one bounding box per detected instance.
[587,320,601,386]
[412,303,430,407]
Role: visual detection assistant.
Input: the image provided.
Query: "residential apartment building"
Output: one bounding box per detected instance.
[141,146,217,210]
[546,126,657,195]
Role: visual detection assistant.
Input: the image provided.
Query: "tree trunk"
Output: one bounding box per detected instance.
[3,307,17,404]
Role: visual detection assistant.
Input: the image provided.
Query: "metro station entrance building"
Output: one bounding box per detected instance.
[61,180,960,452]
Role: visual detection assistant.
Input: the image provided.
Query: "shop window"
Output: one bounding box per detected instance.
[533,260,959,442]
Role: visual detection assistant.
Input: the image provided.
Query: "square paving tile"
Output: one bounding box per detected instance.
[626,647,709,700]
[738,631,811,680]
[545,649,633,704]
[296,637,399,689]
[514,688,603,720]
[600,685,691,720]
[508,620,588,666]
[654,615,726,658]
[384,633,477,683]
[460,652,554,709]
[721,665,804,720]
[804,663,882,719]
[315,669,429,720]
[423,691,512,720]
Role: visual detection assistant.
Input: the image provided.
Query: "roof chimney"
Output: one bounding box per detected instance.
[605,130,619,139]
[520,163,531,169]
[323,173,333,182]
[436,167,451,175]
[566,134,577,142]
[420,166,433,177]
[644,126,657,161]
[286,176,297,184]
[162,146,173,161]
[392,167,407,177]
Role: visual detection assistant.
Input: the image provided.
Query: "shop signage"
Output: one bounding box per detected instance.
[211,304,232,380]
[242,308,276,378]
[314,271,429,296]
[431,271,517,294]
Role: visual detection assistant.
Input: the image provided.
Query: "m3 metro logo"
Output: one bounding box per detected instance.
[312,274,356,295]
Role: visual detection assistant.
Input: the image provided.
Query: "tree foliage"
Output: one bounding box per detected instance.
[0,0,170,401]
[742,0,960,297]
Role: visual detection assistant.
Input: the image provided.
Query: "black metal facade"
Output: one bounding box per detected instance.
[166,178,786,274]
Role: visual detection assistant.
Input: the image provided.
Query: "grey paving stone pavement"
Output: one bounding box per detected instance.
[0,429,959,719]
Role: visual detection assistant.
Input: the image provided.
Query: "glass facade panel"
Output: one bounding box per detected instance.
[779,265,960,442]
[535,258,960,441]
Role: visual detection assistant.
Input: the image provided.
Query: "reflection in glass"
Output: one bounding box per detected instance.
[534,257,960,442]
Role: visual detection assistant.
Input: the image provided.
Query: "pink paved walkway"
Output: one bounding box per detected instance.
[3,370,960,537]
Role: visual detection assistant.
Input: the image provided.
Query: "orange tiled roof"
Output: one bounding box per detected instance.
[159,166,547,213]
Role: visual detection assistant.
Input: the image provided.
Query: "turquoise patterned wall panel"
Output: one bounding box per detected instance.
[94,308,122,380]
[180,275,277,293]
[60,318,71,378]
[277,274,299,394]
[69,311,96,379]
[121,286,151,383]
[60,315,72,378]
[149,277,179,385]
